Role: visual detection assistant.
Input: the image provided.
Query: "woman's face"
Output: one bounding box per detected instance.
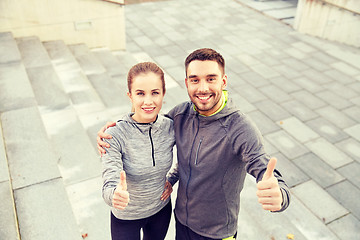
[128,72,164,123]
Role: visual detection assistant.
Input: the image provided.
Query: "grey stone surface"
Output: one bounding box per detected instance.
[259,84,291,103]
[337,162,360,188]
[281,100,318,122]
[294,153,345,188]
[16,36,51,68]
[292,77,324,93]
[1,107,61,189]
[248,110,280,135]
[306,117,350,143]
[91,48,127,77]
[26,65,70,110]
[327,214,360,240]
[273,153,309,188]
[316,106,356,129]
[317,90,353,110]
[277,117,319,143]
[305,138,353,169]
[335,138,360,163]
[344,124,360,142]
[0,62,37,113]
[232,84,267,103]
[0,181,19,240]
[0,32,21,64]
[269,76,302,93]
[68,44,106,76]
[327,181,360,220]
[343,106,360,123]
[0,124,9,183]
[292,180,348,224]
[254,100,291,121]
[40,107,102,185]
[15,179,81,240]
[265,130,309,159]
[290,90,327,110]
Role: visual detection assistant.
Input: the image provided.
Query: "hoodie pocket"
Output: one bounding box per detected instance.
[194,138,203,165]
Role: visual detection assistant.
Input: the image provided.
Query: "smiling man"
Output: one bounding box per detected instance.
[97,48,290,240]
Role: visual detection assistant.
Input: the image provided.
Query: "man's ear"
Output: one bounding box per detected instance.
[185,78,188,88]
[222,74,228,89]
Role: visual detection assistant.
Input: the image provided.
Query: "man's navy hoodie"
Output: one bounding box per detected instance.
[166,98,290,239]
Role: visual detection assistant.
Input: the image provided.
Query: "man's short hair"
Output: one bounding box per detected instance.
[185,48,225,75]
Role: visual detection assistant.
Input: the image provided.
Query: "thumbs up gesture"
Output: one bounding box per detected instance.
[112,171,130,210]
[256,157,282,212]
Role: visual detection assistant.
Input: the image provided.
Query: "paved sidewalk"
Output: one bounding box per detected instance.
[121,0,360,239]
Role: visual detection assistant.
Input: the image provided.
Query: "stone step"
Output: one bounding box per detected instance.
[40,106,102,186]
[0,62,37,113]
[16,36,70,111]
[1,106,81,239]
[92,47,128,77]
[0,32,21,64]
[43,40,106,116]
[0,122,20,240]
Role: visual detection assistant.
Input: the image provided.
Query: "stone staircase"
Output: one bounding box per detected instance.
[0,31,173,240]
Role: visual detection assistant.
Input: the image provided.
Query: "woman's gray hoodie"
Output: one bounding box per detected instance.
[102,113,175,220]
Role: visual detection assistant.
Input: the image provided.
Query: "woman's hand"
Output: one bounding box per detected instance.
[160,180,173,201]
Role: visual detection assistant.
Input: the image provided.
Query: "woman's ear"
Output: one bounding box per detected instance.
[127,92,131,100]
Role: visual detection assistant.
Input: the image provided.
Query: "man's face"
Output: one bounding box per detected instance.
[185,60,227,116]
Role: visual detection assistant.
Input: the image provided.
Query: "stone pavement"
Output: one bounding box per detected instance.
[0,0,360,239]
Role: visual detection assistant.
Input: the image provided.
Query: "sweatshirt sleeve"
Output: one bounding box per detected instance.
[166,162,179,186]
[232,115,290,212]
[101,128,124,207]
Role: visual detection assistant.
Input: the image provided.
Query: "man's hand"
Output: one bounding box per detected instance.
[112,171,130,210]
[97,121,116,155]
[161,180,173,201]
[256,157,282,212]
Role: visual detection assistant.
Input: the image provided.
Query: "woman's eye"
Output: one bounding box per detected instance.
[152,92,160,95]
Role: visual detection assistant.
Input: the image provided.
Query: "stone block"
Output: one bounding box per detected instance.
[68,44,106,76]
[40,107,102,186]
[290,90,326,110]
[16,36,52,68]
[265,130,309,159]
[232,84,267,103]
[344,124,360,142]
[0,181,19,240]
[0,125,9,183]
[316,106,356,129]
[331,62,360,76]
[281,100,318,122]
[305,138,353,169]
[327,181,360,220]
[274,153,309,188]
[337,162,360,188]
[292,180,348,224]
[14,179,81,240]
[306,117,349,143]
[248,111,280,135]
[249,63,280,79]
[343,106,360,123]
[255,100,291,121]
[269,76,301,93]
[292,77,323,93]
[26,65,70,110]
[317,90,353,110]
[328,214,360,240]
[0,32,21,64]
[259,85,291,103]
[335,138,360,163]
[1,107,61,189]
[66,176,111,239]
[272,65,301,79]
[294,153,344,188]
[0,62,37,113]
[277,117,319,143]
[91,48,125,77]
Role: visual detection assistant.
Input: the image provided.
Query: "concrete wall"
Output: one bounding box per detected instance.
[0,0,126,50]
[294,0,360,47]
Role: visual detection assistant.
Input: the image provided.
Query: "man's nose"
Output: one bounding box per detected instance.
[199,80,209,92]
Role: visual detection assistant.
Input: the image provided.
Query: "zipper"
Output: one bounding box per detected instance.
[194,138,203,165]
[185,115,200,225]
[149,126,155,166]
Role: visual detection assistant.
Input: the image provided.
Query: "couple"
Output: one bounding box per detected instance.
[98,48,290,240]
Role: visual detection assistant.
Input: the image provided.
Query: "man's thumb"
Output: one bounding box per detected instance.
[119,170,127,191]
[262,157,277,181]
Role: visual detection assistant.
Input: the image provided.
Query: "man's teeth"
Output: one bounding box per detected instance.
[198,96,210,100]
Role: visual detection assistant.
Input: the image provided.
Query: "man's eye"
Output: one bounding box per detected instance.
[208,78,215,81]
[190,79,198,83]
[137,92,144,96]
